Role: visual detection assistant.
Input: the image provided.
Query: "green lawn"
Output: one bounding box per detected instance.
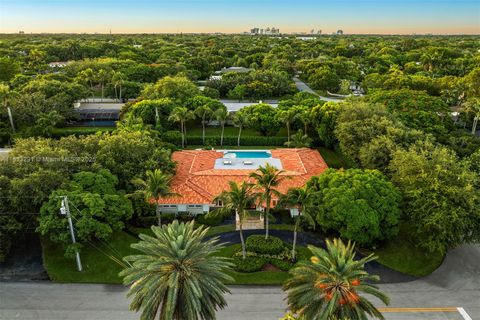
[365,223,445,277]
[42,224,299,285]
[42,231,137,284]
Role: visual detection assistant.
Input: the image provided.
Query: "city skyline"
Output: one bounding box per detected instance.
[0,0,479,35]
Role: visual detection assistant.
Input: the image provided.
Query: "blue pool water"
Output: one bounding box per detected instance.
[225,151,271,158]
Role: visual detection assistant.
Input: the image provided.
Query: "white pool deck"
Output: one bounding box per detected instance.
[213,149,283,169]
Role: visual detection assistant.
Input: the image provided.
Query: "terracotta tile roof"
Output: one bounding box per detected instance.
[158,148,328,204]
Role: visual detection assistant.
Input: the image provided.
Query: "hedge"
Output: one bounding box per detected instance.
[232,256,267,273]
[246,235,285,255]
[162,131,288,147]
[51,127,114,138]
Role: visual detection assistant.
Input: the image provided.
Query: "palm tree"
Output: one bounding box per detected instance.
[169,107,195,148]
[132,169,176,226]
[285,130,312,148]
[97,69,109,100]
[112,71,125,101]
[278,187,315,261]
[284,238,390,320]
[215,107,229,147]
[296,108,311,135]
[194,104,212,145]
[0,84,15,133]
[277,109,297,143]
[250,163,287,239]
[209,181,256,259]
[462,98,480,135]
[76,68,95,97]
[233,111,249,147]
[121,220,233,320]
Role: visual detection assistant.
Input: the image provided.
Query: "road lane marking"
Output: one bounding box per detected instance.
[457,307,472,320]
[377,307,458,313]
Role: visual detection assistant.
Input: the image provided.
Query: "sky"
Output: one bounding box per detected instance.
[0,0,479,34]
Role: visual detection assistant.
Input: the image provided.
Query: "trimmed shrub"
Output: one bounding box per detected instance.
[246,235,284,255]
[270,258,295,271]
[161,133,288,147]
[232,256,267,273]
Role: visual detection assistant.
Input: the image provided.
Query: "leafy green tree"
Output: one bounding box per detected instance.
[232,110,249,146]
[389,141,480,253]
[126,98,176,129]
[215,107,229,146]
[308,67,341,93]
[469,148,480,176]
[142,76,200,102]
[121,221,233,320]
[278,187,315,261]
[227,84,247,101]
[311,102,342,149]
[168,107,195,148]
[0,83,15,133]
[38,169,133,255]
[284,238,389,320]
[194,104,212,145]
[250,163,287,239]
[240,103,280,136]
[210,181,256,259]
[96,130,174,188]
[462,98,480,135]
[307,169,401,247]
[31,111,64,137]
[0,57,21,82]
[132,169,176,226]
[367,89,452,135]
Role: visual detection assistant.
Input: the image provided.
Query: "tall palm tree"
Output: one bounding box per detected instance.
[0,84,15,133]
[278,187,315,261]
[112,71,125,101]
[215,107,229,147]
[277,109,297,143]
[284,238,389,320]
[250,163,287,239]
[296,108,311,135]
[462,98,480,135]
[194,104,212,145]
[132,169,176,226]
[233,111,249,147]
[121,220,233,320]
[209,181,256,259]
[97,69,109,100]
[169,107,195,148]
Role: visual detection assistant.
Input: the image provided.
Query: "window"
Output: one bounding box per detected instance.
[272,199,279,207]
[216,200,224,207]
[195,205,202,208]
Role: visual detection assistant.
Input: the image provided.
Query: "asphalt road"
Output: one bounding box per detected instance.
[0,244,478,320]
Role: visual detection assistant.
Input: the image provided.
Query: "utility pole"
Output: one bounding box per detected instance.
[60,196,82,272]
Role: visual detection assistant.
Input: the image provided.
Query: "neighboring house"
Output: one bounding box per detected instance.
[157,148,328,216]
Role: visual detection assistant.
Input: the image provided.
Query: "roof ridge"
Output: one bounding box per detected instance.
[186,179,214,200]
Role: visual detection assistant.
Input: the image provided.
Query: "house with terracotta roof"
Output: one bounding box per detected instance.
[157,148,328,216]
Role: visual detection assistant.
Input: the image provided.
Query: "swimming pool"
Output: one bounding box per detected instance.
[224,151,271,158]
